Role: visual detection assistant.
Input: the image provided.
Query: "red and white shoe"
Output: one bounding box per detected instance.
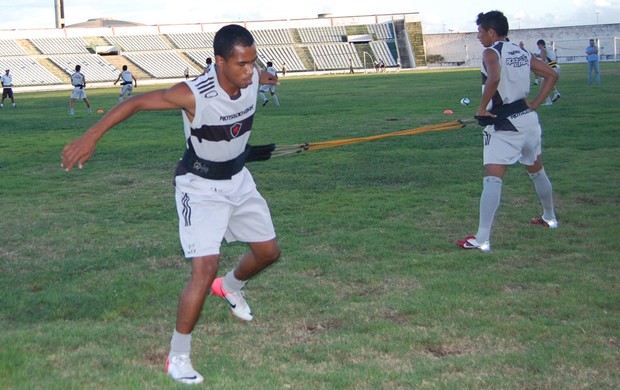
[166,355,204,385]
[211,277,253,321]
[455,235,491,252]
[531,216,558,229]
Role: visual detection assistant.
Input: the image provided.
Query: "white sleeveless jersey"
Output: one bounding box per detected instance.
[481,41,531,110]
[120,70,133,83]
[71,71,85,87]
[182,65,258,162]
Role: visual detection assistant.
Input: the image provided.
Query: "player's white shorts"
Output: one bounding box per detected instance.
[174,170,276,258]
[483,110,542,166]
[259,84,276,93]
[71,87,87,100]
[120,84,133,96]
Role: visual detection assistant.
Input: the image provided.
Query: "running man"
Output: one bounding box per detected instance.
[68,65,92,115]
[258,61,280,107]
[61,25,281,385]
[455,10,559,252]
[114,65,137,103]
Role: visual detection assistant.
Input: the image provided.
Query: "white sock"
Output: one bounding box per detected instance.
[475,176,502,243]
[529,168,555,221]
[223,270,246,292]
[169,329,192,357]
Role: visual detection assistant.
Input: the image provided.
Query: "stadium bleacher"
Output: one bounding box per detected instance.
[0,14,423,87]
[48,54,119,82]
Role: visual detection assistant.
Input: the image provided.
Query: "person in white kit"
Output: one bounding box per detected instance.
[1,69,16,107]
[536,39,561,104]
[455,10,559,252]
[68,65,92,115]
[114,65,137,103]
[61,25,281,385]
[258,61,280,107]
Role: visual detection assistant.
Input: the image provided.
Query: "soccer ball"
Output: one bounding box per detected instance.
[460,98,470,106]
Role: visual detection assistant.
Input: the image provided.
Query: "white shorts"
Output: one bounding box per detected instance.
[120,84,133,96]
[174,170,276,258]
[483,110,542,166]
[71,88,87,100]
[259,84,275,93]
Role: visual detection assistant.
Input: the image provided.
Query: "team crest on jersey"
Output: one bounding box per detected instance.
[230,123,242,138]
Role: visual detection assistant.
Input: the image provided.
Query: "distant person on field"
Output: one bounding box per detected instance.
[455,10,559,252]
[585,38,600,85]
[1,69,16,108]
[69,65,91,115]
[349,58,354,74]
[281,62,286,76]
[258,61,279,107]
[114,65,137,103]
[184,67,189,80]
[204,57,213,73]
[61,24,281,386]
[536,39,561,104]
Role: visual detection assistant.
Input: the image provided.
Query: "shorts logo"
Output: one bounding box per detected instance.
[483,130,492,146]
[230,123,242,138]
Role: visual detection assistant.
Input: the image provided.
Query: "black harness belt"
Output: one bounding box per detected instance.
[475,99,530,127]
[181,144,251,180]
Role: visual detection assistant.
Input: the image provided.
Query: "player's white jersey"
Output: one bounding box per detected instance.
[71,72,85,87]
[1,74,12,87]
[482,40,531,109]
[181,65,258,162]
[120,70,133,84]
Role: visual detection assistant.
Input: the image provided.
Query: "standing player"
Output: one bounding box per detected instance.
[536,39,561,104]
[114,65,137,103]
[204,57,213,73]
[1,69,16,108]
[68,65,92,115]
[455,10,559,252]
[61,25,280,385]
[258,61,280,107]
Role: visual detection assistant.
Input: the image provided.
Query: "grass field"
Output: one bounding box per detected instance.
[1,63,619,389]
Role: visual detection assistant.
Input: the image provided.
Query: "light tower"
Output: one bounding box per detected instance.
[54,0,65,28]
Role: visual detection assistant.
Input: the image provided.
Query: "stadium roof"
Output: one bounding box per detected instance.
[66,18,144,28]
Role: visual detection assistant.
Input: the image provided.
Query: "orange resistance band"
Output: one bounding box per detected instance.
[270,119,471,157]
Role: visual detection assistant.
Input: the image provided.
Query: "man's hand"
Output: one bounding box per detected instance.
[61,134,98,172]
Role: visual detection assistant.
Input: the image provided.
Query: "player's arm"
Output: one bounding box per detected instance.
[133,75,137,87]
[528,57,559,110]
[114,74,121,85]
[476,48,500,118]
[256,64,279,86]
[62,83,195,172]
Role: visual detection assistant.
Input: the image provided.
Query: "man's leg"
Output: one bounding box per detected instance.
[167,255,219,385]
[474,164,506,244]
[526,156,557,227]
[212,239,280,321]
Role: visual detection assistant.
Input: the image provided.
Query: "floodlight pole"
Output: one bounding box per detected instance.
[55,0,65,28]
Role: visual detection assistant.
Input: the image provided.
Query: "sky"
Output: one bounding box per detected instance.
[2,0,619,33]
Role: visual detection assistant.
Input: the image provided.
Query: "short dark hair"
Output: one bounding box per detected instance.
[537,39,546,47]
[476,11,509,37]
[266,61,273,67]
[213,24,255,59]
[206,57,212,64]
[122,65,128,70]
[75,65,81,71]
